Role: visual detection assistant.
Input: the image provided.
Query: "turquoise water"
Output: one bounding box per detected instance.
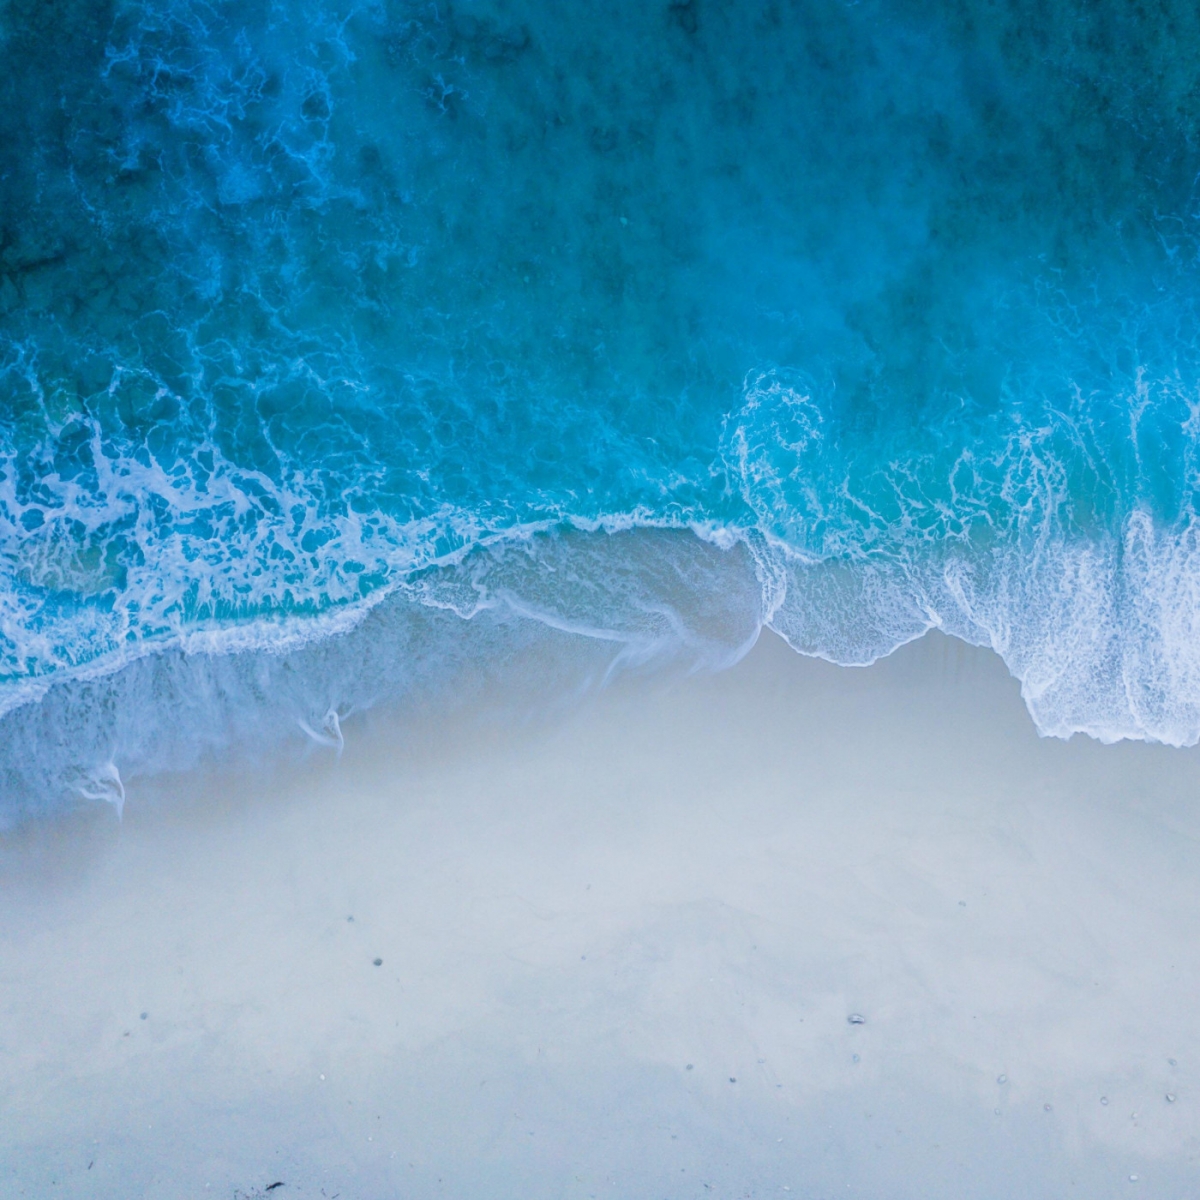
[5,0,1200,812]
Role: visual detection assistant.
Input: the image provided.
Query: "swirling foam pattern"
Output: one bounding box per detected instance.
[4,0,1200,810]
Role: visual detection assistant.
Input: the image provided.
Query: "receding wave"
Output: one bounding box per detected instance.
[6,0,1200,819]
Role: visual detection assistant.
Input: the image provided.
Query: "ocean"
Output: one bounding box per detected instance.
[5,0,1200,819]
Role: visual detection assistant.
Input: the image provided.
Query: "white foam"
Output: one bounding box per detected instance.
[68,761,125,819]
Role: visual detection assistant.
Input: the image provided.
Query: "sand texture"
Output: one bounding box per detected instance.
[2,632,1199,1198]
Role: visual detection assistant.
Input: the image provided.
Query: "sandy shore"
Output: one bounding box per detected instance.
[2,630,1199,1198]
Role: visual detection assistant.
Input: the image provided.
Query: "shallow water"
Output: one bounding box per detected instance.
[5,0,1200,814]
[4,633,1199,1198]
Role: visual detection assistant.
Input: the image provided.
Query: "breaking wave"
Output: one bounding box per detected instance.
[6,0,1200,818]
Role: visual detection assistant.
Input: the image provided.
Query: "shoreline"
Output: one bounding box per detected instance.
[2,630,1199,1197]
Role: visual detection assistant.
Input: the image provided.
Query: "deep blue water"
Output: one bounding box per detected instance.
[5,0,1200,814]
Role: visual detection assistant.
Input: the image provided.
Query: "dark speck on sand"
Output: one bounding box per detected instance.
[373,957,382,966]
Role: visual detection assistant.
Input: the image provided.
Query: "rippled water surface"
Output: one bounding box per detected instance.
[5,0,1200,811]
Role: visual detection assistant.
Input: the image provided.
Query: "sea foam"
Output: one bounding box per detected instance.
[6,0,1200,817]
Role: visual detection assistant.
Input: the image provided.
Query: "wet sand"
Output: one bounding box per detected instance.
[2,631,1199,1198]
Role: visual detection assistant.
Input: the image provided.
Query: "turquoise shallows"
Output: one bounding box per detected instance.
[5,0,1200,760]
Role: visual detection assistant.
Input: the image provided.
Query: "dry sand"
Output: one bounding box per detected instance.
[2,630,1199,1198]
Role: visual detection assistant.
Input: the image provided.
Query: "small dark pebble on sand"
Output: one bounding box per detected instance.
[729,1077,736,1083]
[848,1014,866,1025]
[140,1012,147,1020]
[373,958,383,966]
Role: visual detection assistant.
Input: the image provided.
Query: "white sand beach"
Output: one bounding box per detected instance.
[2,631,1199,1198]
